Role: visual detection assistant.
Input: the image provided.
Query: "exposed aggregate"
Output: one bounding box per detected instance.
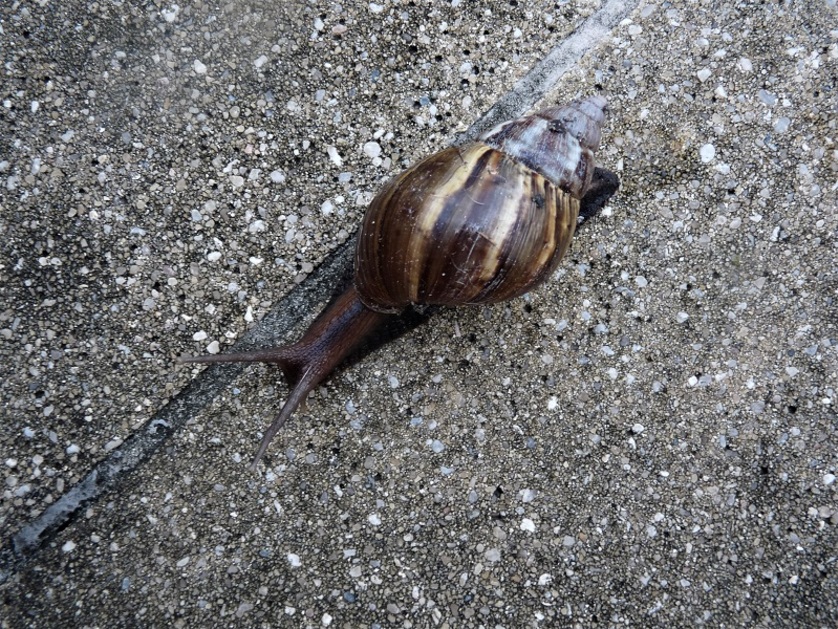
[1,0,836,627]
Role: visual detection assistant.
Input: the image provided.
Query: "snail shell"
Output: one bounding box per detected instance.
[181,95,619,468]
[356,96,607,311]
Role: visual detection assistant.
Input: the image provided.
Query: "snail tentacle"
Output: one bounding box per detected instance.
[181,286,392,467]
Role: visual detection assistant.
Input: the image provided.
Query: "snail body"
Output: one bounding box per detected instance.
[182,95,619,468]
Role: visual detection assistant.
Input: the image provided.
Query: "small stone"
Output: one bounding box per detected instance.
[193,59,207,74]
[62,540,76,553]
[326,146,343,167]
[363,141,382,158]
[700,144,715,163]
[235,603,253,618]
[774,117,791,133]
[161,6,179,21]
[103,438,122,452]
[287,553,302,567]
[758,89,777,106]
[521,488,536,502]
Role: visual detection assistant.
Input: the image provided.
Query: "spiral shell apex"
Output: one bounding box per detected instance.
[355,96,610,313]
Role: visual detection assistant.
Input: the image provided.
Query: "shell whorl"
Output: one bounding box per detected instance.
[480,95,606,198]
[354,96,609,313]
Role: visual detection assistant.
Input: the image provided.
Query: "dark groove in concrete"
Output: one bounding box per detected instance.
[0,0,638,584]
[0,243,351,583]
[456,0,636,143]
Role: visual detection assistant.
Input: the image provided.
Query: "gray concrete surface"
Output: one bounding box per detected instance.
[1,0,836,626]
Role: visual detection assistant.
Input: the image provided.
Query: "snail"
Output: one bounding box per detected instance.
[181,95,619,469]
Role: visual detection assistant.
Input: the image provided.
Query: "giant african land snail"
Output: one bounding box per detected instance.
[181,95,620,469]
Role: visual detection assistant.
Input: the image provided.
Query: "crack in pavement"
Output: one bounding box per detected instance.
[0,0,638,584]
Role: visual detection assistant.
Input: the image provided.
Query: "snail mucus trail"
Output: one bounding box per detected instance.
[181,95,620,469]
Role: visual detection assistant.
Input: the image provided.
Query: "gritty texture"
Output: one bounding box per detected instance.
[0,0,595,540]
[1,0,837,627]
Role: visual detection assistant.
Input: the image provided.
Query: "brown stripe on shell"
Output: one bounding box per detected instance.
[355,145,485,312]
[469,167,579,304]
[354,141,580,311]
[409,146,499,304]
